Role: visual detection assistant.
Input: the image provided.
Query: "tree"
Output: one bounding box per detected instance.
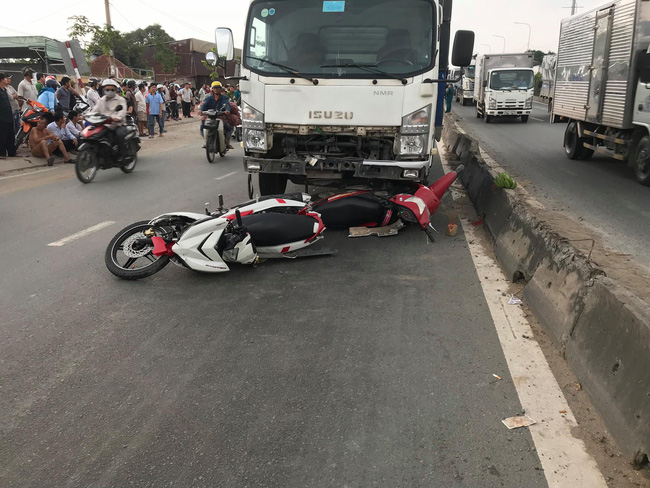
[528,50,555,66]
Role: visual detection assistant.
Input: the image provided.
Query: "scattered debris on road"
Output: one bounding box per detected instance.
[502,416,537,430]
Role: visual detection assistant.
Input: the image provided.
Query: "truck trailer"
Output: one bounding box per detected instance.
[474,53,535,123]
[211,0,474,195]
[552,0,650,185]
[540,53,556,101]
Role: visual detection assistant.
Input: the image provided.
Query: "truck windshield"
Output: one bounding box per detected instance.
[244,0,436,78]
[490,70,534,90]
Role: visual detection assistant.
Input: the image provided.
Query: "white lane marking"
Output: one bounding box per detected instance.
[0,167,60,181]
[214,171,238,181]
[440,147,607,488]
[48,221,116,247]
[530,117,545,122]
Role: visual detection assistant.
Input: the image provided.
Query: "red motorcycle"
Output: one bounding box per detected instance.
[15,98,50,147]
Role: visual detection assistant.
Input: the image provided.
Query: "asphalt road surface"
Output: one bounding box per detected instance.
[450,99,650,271]
[0,122,610,487]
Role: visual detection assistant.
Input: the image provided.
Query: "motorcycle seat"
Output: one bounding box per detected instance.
[313,195,385,228]
[241,212,318,247]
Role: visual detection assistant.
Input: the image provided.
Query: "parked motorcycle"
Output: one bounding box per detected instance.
[75,112,141,183]
[105,194,330,280]
[15,98,50,147]
[203,109,228,163]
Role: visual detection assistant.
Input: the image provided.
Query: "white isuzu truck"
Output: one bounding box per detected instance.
[551,0,650,186]
[474,53,535,123]
[210,0,474,195]
[455,55,476,106]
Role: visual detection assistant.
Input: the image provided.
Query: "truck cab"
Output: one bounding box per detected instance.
[456,57,476,106]
[474,53,534,123]
[214,0,473,195]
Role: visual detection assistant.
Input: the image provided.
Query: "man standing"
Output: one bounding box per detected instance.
[6,81,21,136]
[18,68,38,113]
[157,84,167,132]
[135,83,147,136]
[86,78,100,109]
[0,73,18,158]
[445,83,454,113]
[179,82,193,118]
[56,77,73,111]
[34,73,46,94]
[145,85,164,138]
[234,84,241,106]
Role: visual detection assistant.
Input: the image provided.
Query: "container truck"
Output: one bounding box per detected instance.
[208,0,474,195]
[455,55,476,105]
[474,53,535,123]
[551,0,650,185]
[540,53,556,101]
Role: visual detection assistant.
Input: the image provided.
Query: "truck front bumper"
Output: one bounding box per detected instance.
[487,109,532,116]
[243,156,430,181]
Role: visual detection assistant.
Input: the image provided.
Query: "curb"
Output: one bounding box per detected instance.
[442,115,650,467]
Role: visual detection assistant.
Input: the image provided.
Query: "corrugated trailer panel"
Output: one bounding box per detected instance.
[601,0,636,127]
[554,9,597,121]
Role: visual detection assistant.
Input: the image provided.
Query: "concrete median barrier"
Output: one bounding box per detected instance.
[441,116,650,465]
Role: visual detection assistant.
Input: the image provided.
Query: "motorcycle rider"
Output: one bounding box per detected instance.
[93,79,128,159]
[200,81,231,145]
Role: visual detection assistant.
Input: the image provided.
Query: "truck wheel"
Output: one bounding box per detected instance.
[633,136,650,186]
[259,173,288,195]
[521,115,529,123]
[564,121,583,160]
[485,114,492,124]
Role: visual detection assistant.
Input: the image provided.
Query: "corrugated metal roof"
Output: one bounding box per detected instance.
[0,36,64,61]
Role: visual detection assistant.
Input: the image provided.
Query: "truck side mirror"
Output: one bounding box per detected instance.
[215,27,235,63]
[205,51,218,67]
[451,30,475,67]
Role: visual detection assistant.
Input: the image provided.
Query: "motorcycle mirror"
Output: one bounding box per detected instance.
[235,209,243,228]
[218,194,224,210]
[205,202,210,215]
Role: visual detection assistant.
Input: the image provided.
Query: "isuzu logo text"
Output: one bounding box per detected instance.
[309,111,354,120]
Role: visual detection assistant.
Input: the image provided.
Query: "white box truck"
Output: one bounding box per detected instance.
[552,0,650,185]
[455,55,476,106]
[474,53,535,123]
[540,53,556,101]
[209,0,474,195]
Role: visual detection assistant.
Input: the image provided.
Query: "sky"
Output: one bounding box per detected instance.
[0,0,606,57]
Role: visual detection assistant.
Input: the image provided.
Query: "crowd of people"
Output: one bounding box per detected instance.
[0,65,242,163]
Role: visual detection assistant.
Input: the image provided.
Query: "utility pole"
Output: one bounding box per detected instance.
[104,0,117,77]
[571,0,578,15]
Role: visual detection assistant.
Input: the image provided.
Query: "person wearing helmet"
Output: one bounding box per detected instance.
[199,82,231,143]
[37,78,59,111]
[94,78,128,158]
[86,78,100,109]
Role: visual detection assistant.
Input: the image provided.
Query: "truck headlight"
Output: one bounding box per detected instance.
[489,97,497,110]
[525,96,533,109]
[398,135,425,156]
[401,105,431,134]
[244,129,266,151]
[242,102,265,129]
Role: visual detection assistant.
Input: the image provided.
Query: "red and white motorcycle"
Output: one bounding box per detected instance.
[105,194,329,280]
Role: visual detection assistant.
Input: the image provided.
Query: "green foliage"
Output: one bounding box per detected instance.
[67,16,179,72]
[494,172,517,189]
[529,49,556,66]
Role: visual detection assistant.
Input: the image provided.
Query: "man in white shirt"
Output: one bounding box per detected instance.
[65,110,84,138]
[86,78,100,109]
[17,67,38,113]
[179,83,193,118]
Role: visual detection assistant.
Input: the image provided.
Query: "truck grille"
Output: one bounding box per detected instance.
[496,100,525,109]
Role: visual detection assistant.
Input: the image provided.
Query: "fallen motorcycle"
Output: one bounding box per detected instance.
[105,194,330,280]
[311,165,464,241]
[15,98,50,147]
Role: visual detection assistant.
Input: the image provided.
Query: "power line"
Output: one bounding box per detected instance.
[109,2,137,30]
[138,0,212,38]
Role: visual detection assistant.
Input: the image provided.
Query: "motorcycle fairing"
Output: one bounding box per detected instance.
[172,218,232,273]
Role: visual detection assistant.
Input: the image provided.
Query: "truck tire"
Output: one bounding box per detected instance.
[521,115,529,123]
[633,136,650,186]
[485,114,492,124]
[564,121,584,160]
[259,173,288,195]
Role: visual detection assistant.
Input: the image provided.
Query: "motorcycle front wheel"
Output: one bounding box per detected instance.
[206,134,217,163]
[105,221,171,280]
[75,148,99,183]
[15,128,28,147]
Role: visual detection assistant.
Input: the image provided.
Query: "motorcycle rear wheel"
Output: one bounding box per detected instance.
[15,129,28,147]
[105,220,171,280]
[75,149,98,183]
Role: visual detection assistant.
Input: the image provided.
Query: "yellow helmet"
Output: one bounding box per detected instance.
[211,81,222,88]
